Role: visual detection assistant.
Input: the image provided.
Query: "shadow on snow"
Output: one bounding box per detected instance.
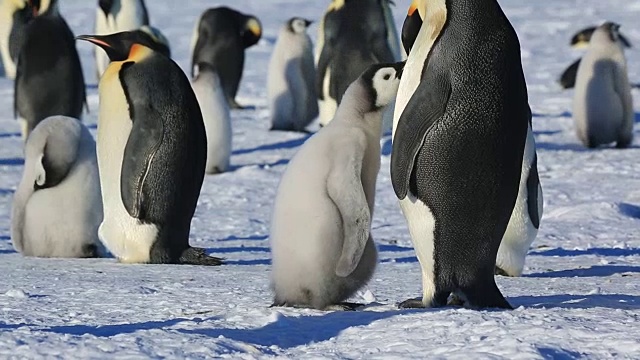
[512,293,640,310]
[526,265,640,278]
[232,134,311,156]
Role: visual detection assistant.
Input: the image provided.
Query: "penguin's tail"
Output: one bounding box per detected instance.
[179,247,224,266]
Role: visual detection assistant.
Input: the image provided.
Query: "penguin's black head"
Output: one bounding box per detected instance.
[239,15,262,48]
[99,0,114,17]
[360,62,405,111]
[401,0,422,55]
[287,17,313,34]
[570,27,596,49]
[77,31,162,62]
[602,22,622,43]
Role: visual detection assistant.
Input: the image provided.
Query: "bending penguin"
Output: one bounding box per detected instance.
[573,22,634,149]
[270,62,404,310]
[14,0,86,140]
[77,30,223,265]
[559,24,632,90]
[191,62,232,174]
[0,0,34,79]
[402,1,543,278]
[268,17,318,132]
[94,0,149,78]
[11,116,103,258]
[316,0,399,127]
[391,0,531,309]
[191,7,262,109]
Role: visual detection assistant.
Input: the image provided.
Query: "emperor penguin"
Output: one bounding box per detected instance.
[11,116,103,258]
[137,25,170,58]
[191,63,232,174]
[401,1,543,278]
[270,62,404,311]
[267,17,318,132]
[77,30,223,266]
[191,7,262,109]
[0,0,34,79]
[559,24,632,90]
[390,0,531,309]
[94,0,149,78]
[316,0,400,127]
[14,0,86,140]
[573,22,634,149]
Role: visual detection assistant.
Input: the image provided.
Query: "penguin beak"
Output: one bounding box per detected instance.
[77,34,129,62]
[394,61,406,79]
[304,19,313,27]
[77,35,113,50]
[402,2,423,55]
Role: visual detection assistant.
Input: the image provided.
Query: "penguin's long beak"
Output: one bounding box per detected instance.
[304,19,313,27]
[77,34,130,62]
[77,35,113,50]
[395,61,406,79]
[402,0,423,55]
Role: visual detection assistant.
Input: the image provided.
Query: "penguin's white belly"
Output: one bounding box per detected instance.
[318,67,337,126]
[97,75,157,263]
[496,125,541,276]
[576,74,622,143]
[192,77,231,173]
[0,9,15,79]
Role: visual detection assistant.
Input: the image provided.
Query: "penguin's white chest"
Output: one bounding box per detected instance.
[97,70,157,263]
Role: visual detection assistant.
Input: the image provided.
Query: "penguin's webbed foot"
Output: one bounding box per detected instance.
[179,247,224,266]
[494,266,512,277]
[398,298,426,309]
[324,302,364,311]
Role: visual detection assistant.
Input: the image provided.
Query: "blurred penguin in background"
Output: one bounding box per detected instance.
[94,0,149,78]
[316,0,401,127]
[573,22,633,148]
[268,17,318,132]
[14,0,86,140]
[0,0,34,79]
[191,7,262,109]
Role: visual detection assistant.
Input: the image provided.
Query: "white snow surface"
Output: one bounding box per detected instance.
[1,0,640,358]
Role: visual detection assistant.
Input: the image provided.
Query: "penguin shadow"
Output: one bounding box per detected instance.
[173,310,410,350]
[530,246,640,257]
[510,293,640,310]
[0,158,24,166]
[526,265,640,278]
[218,234,269,242]
[618,202,640,219]
[0,188,14,196]
[32,317,207,338]
[381,137,392,156]
[0,235,15,255]
[0,132,20,139]
[229,158,290,172]
[536,346,584,360]
[232,134,312,156]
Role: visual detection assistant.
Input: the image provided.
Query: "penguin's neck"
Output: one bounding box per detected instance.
[334,83,384,139]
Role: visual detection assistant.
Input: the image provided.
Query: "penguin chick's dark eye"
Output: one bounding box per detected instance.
[383,74,391,80]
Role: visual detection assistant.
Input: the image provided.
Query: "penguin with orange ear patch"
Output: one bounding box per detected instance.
[77,31,222,266]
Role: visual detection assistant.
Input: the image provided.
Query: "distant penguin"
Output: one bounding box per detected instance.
[14,0,86,141]
[11,116,103,258]
[0,0,33,79]
[391,0,530,309]
[270,62,404,310]
[78,31,223,265]
[573,22,633,149]
[316,0,399,127]
[559,24,631,90]
[268,17,318,132]
[192,63,232,174]
[191,7,262,109]
[94,0,149,78]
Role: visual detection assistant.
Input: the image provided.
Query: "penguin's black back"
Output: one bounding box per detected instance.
[14,14,85,130]
[119,52,207,263]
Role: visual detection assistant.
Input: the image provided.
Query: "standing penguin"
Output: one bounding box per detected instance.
[0,0,33,79]
[191,63,232,174]
[77,31,222,265]
[11,116,103,258]
[573,22,634,149]
[14,0,86,140]
[94,0,149,78]
[316,0,399,127]
[400,1,543,278]
[270,62,404,310]
[391,0,531,309]
[268,17,318,132]
[191,7,262,109]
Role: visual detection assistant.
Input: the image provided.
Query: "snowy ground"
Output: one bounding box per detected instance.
[1,0,639,358]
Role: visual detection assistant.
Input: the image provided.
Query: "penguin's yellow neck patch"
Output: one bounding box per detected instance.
[246,18,262,37]
[128,44,152,61]
[408,1,418,16]
[328,0,345,11]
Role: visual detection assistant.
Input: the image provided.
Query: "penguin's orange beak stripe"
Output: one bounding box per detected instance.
[83,38,112,49]
[408,1,417,16]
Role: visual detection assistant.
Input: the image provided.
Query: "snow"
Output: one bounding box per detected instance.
[1,0,639,358]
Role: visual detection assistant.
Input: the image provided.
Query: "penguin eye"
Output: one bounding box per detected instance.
[383,74,391,80]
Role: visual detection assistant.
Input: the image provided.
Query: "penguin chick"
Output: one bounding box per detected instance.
[268,17,318,132]
[11,116,104,258]
[192,63,232,174]
[573,22,634,148]
[77,30,223,266]
[270,62,404,311]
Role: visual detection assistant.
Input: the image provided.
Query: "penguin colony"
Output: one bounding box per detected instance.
[1,0,636,311]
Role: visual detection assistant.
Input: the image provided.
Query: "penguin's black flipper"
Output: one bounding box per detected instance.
[558,58,581,89]
[526,154,541,229]
[391,73,451,199]
[179,247,224,266]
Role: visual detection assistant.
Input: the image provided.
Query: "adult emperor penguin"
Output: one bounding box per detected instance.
[401,0,543,278]
[391,0,531,309]
[271,62,404,310]
[77,30,223,265]
[573,22,634,149]
[191,7,262,109]
[191,62,232,174]
[94,0,149,78]
[268,17,318,132]
[316,0,399,127]
[14,0,86,140]
[0,0,34,79]
[559,24,632,89]
[11,116,103,258]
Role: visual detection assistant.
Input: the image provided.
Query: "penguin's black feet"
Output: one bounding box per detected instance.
[446,293,465,307]
[461,281,513,310]
[325,302,364,311]
[398,298,426,309]
[179,247,224,266]
[495,266,512,277]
